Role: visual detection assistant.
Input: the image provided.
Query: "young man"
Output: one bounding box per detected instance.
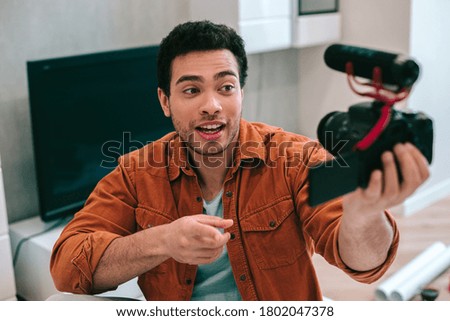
[50,21,429,300]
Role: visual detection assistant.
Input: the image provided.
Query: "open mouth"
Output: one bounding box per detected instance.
[195,123,225,140]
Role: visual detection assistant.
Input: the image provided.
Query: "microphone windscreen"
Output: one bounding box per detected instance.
[324,44,419,88]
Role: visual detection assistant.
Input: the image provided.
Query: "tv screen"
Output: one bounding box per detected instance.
[27,45,174,222]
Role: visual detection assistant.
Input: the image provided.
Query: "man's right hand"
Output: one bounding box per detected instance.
[91,215,232,292]
[161,214,233,265]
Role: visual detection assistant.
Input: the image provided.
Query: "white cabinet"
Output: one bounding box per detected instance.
[292,12,341,48]
[0,159,8,237]
[292,0,341,48]
[0,235,16,300]
[9,218,64,301]
[188,0,341,52]
[9,216,143,301]
[0,156,17,301]
[188,0,292,54]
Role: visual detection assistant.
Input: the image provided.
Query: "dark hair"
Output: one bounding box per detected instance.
[157,20,248,96]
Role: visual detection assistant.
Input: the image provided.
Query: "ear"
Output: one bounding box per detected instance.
[158,87,171,117]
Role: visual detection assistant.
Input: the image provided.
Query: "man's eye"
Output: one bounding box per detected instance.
[221,85,235,92]
[184,88,199,94]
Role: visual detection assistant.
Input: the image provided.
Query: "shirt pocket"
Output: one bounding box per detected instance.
[135,206,173,230]
[135,206,173,274]
[240,196,306,270]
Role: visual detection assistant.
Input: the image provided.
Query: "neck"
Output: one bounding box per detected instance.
[188,143,236,201]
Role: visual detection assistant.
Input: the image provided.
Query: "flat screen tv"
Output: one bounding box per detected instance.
[27,45,174,222]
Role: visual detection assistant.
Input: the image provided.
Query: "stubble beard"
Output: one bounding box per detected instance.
[170,113,241,158]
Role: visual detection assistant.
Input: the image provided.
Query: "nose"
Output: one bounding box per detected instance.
[199,93,222,116]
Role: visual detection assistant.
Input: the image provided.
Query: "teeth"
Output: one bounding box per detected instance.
[200,124,221,130]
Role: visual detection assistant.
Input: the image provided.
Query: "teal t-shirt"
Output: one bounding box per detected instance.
[190,191,242,301]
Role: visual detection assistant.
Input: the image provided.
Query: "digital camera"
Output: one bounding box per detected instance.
[308,44,433,206]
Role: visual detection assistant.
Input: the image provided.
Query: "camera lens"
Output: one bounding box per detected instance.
[317,111,339,147]
[317,111,350,155]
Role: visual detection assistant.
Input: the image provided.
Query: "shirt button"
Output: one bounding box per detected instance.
[196,196,202,202]
[269,220,276,228]
[225,191,233,197]
[239,274,246,281]
[186,279,192,285]
[230,233,236,240]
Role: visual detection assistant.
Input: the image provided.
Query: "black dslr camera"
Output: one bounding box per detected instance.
[308,44,433,206]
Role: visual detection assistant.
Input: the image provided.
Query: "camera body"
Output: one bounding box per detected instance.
[320,100,432,183]
[308,44,434,206]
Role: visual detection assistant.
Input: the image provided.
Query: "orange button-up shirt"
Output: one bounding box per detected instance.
[50,119,399,300]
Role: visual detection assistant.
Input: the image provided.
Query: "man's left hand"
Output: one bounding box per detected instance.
[343,142,430,216]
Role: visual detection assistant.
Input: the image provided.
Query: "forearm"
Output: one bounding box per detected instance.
[338,210,394,271]
[93,226,170,292]
[93,214,233,292]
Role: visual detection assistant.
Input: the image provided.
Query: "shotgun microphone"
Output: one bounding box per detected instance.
[324,44,420,89]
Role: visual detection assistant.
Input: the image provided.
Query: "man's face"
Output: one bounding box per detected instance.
[158,50,243,156]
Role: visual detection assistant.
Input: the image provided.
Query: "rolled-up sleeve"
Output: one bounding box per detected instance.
[328,208,399,283]
[50,157,138,294]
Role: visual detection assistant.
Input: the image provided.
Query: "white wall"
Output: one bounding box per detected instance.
[244,49,299,133]
[401,0,450,214]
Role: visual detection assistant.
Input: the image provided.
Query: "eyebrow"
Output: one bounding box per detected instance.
[214,70,238,81]
[175,70,238,86]
[175,75,203,85]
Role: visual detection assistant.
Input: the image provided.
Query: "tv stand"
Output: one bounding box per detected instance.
[9,216,143,301]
